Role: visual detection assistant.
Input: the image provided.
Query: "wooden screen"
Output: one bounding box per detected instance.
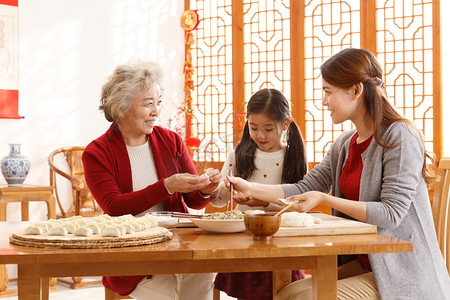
[187,0,441,168]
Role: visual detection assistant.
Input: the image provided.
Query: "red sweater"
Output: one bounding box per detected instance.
[339,133,373,271]
[82,124,210,295]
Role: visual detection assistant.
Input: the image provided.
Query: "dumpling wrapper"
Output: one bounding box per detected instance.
[48,226,68,236]
[24,225,44,235]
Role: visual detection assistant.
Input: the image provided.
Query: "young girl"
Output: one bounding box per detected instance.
[210,88,308,300]
[227,48,450,299]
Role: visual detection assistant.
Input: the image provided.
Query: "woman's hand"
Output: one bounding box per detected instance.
[234,192,269,207]
[199,168,221,195]
[164,173,210,194]
[275,191,328,212]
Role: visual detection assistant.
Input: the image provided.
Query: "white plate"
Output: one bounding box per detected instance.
[190,218,246,233]
[152,216,179,229]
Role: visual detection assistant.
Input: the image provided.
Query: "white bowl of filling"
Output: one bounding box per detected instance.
[191,211,246,233]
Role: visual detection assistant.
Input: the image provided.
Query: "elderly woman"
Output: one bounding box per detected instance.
[82,61,220,299]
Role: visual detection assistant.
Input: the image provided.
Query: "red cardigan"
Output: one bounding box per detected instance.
[82,124,210,295]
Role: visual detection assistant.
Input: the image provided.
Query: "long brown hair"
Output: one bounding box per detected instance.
[320,48,435,186]
[234,88,307,183]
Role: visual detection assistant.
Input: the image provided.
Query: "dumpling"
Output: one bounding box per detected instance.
[141,215,158,227]
[136,219,150,230]
[114,224,127,235]
[34,222,50,232]
[48,226,68,236]
[85,223,101,235]
[62,222,77,234]
[74,227,93,237]
[90,216,105,224]
[118,214,135,222]
[127,220,143,232]
[24,225,44,235]
[101,226,121,237]
[99,214,112,220]
[122,223,136,234]
[74,219,88,226]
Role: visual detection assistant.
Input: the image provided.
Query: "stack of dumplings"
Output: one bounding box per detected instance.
[23,214,158,238]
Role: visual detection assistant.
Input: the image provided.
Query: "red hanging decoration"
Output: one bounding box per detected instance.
[181,9,199,151]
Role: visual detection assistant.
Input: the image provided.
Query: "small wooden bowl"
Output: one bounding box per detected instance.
[244,213,281,240]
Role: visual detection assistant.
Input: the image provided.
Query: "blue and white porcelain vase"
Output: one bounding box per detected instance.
[1,144,31,186]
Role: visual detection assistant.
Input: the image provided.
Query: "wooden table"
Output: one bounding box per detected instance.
[0,222,412,300]
[0,184,56,297]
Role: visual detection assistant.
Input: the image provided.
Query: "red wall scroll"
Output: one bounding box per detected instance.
[0,0,20,119]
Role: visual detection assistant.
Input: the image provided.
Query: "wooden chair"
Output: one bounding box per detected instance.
[48,146,103,289]
[432,157,450,274]
[48,146,102,218]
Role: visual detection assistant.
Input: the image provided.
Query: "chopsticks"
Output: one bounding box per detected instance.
[274,199,301,217]
[170,212,202,218]
[227,169,234,211]
[148,211,203,218]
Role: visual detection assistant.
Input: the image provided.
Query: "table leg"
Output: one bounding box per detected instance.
[272,270,292,298]
[0,201,6,221]
[18,264,42,300]
[312,255,337,300]
[41,277,49,300]
[21,201,29,221]
[46,195,56,219]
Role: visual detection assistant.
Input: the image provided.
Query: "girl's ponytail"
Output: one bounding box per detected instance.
[283,120,307,183]
[234,122,258,180]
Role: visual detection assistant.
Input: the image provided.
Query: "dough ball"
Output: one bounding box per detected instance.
[281,212,315,227]
[244,210,266,215]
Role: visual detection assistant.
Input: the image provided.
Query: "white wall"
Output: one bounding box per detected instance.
[0,0,186,221]
[0,0,449,222]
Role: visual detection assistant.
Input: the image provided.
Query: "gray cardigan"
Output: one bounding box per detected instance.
[282,122,450,299]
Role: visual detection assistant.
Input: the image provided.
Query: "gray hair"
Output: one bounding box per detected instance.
[99,60,163,122]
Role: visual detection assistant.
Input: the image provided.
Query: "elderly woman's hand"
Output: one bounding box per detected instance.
[199,168,221,195]
[164,173,211,194]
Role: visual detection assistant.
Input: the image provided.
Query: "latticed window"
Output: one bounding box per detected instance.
[186,0,441,170]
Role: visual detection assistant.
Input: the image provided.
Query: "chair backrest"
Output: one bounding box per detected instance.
[432,157,450,274]
[48,146,101,217]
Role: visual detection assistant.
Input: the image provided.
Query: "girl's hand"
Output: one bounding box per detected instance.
[164,173,210,194]
[225,175,253,194]
[275,191,327,212]
[233,192,269,207]
[199,168,221,195]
